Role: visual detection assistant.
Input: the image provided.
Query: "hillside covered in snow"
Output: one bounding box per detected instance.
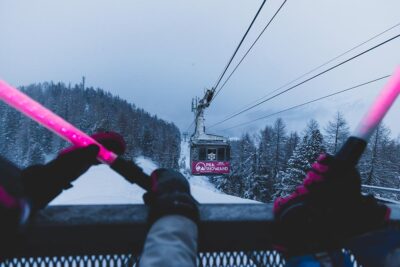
[51,141,258,205]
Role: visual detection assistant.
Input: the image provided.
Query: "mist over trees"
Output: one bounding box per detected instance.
[0,82,181,169]
[211,115,400,202]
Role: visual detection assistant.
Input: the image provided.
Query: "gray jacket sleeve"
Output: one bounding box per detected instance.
[140,215,198,267]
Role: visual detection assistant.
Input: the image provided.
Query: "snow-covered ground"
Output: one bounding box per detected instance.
[50,142,258,205]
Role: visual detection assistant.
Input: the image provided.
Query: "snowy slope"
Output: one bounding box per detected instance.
[50,145,258,205]
[50,158,148,205]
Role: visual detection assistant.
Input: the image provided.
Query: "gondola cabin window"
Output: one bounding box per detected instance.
[199,147,206,160]
[207,148,217,160]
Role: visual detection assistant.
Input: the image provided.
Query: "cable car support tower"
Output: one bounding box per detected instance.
[190,89,230,175]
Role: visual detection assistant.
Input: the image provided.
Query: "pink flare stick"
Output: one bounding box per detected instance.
[354,67,400,141]
[0,80,117,164]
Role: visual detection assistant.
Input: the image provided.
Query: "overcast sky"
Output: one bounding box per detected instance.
[1,0,399,139]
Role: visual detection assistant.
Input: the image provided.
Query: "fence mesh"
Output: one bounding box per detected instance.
[1,251,284,267]
[0,250,363,267]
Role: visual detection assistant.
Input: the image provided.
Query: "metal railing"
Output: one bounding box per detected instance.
[362,184,400,193]
[362,184,400,204]
[1,204,399,266]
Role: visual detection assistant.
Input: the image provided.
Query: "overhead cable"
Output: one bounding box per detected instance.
[213,0,288,101]
[221,74,390,131]
[212,0,267,96]
[209,33,400,128]
[185,119,195,133]
[219,21,400,116]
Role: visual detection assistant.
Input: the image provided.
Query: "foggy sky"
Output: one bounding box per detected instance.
[1,0,399,138]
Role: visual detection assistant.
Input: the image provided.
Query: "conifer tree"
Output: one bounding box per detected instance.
[324,112,350,154]
[0,82,181,168]
[258,126,274,175]
[271,118,287,176]
[275,120,324,197]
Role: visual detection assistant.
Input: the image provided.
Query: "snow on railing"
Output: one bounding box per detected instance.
[362,184,400,193]
[362,184,400,204]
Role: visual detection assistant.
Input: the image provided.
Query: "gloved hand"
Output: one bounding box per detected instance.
[0,183,30,257]
[143,169,199,224]
[0,156,30,248]
[21,132,126,211]
[273,153,390,256]
[0,184,29,234]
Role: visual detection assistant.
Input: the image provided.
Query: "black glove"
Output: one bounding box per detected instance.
[273,154,389,256]
[143,169,199,225]
[21,132,126,211]
[0,156,30,249]
[0,184,29,238]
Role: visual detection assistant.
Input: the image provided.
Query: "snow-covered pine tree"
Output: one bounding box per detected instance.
[271,118,287,177]
[324,111,350,154]
[236,133,257,198]
[359,124,400,199]
[251,119,288,201]
[282,131,300,170]
[275,120,325,197]
[0,82,181,168]
[214,134,257,199]
[258,125,274,176]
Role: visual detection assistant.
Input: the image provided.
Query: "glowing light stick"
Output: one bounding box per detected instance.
[0,80,117,164]
[0,80,151,190]
[354,67,400,141]
[335,67,400,165]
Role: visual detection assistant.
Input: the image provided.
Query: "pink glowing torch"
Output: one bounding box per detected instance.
[354,67,400,141]
[335,67,400,164]
[0,80,117,164]
[0,80,151,190]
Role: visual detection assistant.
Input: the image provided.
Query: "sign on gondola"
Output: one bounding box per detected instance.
[192,161,230,175]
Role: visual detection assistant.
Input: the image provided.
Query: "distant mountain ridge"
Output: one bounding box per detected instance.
[0,81,180,168]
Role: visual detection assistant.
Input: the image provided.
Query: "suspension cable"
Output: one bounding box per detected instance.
[217,21,400,118]
[212,0,267,96]
[213,0,288,101]
[220,74,390,131]
[208,33,400,128]
[185,119,195,133]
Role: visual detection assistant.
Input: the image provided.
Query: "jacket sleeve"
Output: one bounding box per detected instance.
[140,215,198,267]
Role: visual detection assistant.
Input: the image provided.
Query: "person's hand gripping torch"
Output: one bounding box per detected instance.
[0,80,151,191]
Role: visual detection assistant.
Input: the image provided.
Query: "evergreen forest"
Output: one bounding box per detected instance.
[210,114,400,202]
[0,82,181,169]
